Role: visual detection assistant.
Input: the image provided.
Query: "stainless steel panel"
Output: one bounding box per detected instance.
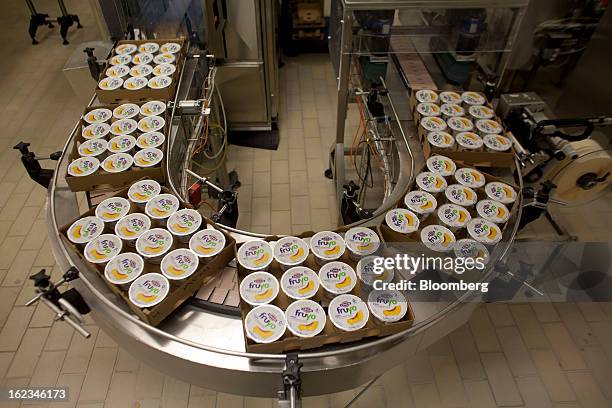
[224,0,260,60]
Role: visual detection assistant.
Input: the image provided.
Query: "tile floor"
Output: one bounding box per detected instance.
[1,1,612,407]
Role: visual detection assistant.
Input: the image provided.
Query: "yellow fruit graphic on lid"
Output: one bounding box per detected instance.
[464,188,474,201]
[335,276,352,289]
[347,310,364,325]
[196,245,215,254]
[102,211,120,220]
[497,206,507,219]
[150,208,167,217]
[253,325,274,339]
[323,245,340,256]
[72,225,82,239]
[420,201,433,210]
[172,223,190,233]
[471,171,482,182]
[435,178,444,189]
[502,186,514,198]
[488,228,498,240]
[111,269,128,280]
[72,166,83,175]
[289,247,305,261]
[254,288,273,301]
[133,192,148,200]
[144,245,163,254]
[253,252,270,266]
[458,211,468,223]
[298,320,319,331]
[89,249,106,260]
[120,226,136,237]
[442,233,453,246]
[297,280,314,295]
[357,242,373,251]
[383,305,401,316]
[136,292,157,303]
[166,265,184,276]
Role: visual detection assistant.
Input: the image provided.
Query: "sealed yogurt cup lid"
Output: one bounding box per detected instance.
[318,262,356,295]
[427,131,454,148]
[415,171,447,193]
[115,213,151,240]
[102,153,133,173]
[136,132,165,149]
[309,231,345,261]
[454,168,486,188]
[426,155,456,177]
[68,156,99,177]
[139,42,159,53]
[67,216,104,244]
[131,52,154,65]
[415,89,438,103]
[344,227,380,257]
[104,252,144,284]
[237,240,274,271]
[437,203,471,228]
[367,290,408,323]
[106,64,130,78]
[99,76,123,90]
[161,42,182,54]
[483,134,512,152]
[124,76,148,90]
[130,64,153,78]
[420,225,456,252]
[84,108,112,124]
[82,123,110,139]
[189,228,226,258]
[445,184,478,206]
[136,228,173,259]
[153,63,176,77]
[239,271,279,306]
[95,196,131,222]
[461,91,486,106]
[138,116,165,133]
[485,182,517,204]
[245,304,286,344]
[468,105,495,120]
[107,135,136,153]
[129,273,169,308]
[148,75,172,89]
[440,91,462,104]
[78,138,107,157]
[167,209,202,236]
[476,119,502,135]
[280,267,319,300]
[385,208,419,234]
[440,103,465,118]
[84,234,122,264]
[113,103,140,120]
[110,118,138,136]
[447,117,474,133]
[356,256,394,287]
[420,116,447,132]
[161,248,199,280]
[453,238,490,264]
[285,300,326,338]
[140,100,167,117]
[145,194,179,220]
[328,294,369,332]
[467,218,502,245]
[128,179,161,204]
[115,43,137,55]
[153,53,176,65]
[476,199,510,224]
[455,132,483,150]
[416,103,441,117]
[273,236,309,267]
[134,148,163,168]
[109,54,131,66]
[404,190,437,215]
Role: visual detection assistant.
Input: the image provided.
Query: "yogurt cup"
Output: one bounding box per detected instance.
[189,228,226,259]
[153,63,176,77]
[437,203,471,232]
[84,234,122,264]
[112,103,140,120]
[309,231,345,266]
[95,196,131,226]
[114,213,151,246]
[420,225,456,253]
[110,118,138,136]
[328,294,369,332]
[98,76,123,90]
[123,76,148,91]
[415,171,447,194]
[468,105,495,121]
[167,209,202,243]
[440,91,462,104]
[420,116,447,133]
[467,218,502,246]
[136,228,173,263]
[455,132,483,151]
[414,89,438,104]
[106,64,130,78]
[161,248,199,280]
[426,155,456,177]
[367,290,408,323]
[273,236,309,270]
[415,103,441,119]
[344,227,380,261]
[67,216,104,245]
[153,53,175,65]
[476,199,510,224]
[109,54,131,66]
[453,238,490,266]
[427,131,455,149]
[68,156,99,177]
[440,103,465,120]
[461,91,486,106]
[318,262,357,297]
[483,134,512,152]
[140,100,167,117]
[130,64,153,78]
[78,138,107,158]
[454,168,486,189]
[475,119,503,136]
[139,42,159,54]
[136,132,165,149]
[445,184,478,207]
[145,194,180,226]
[131,52,154,65]
[160,42,182,54]
[107,135,136,154]
[148,75,172,89]
[447,117,474,135]
[239,271,279,306]
[244,304,286,344]
[102,153,133,173]
[82,123,111,139]
[356,256,394,290]
[280,266,319,300]
[138,116,165,133]
[285,300,326,338]
[485,182,517,204]
[128,273,170,308]
[404,190,437,220]
[237,240,274,271]
[128,179,161,207]
[385,208,419,235]
[134,148,163,168]
[115,43,137,55]
[84,108,112,124]
[104,252,144,286]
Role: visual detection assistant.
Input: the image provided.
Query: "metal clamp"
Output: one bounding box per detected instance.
[170,99,211,116]
[278,353,302,408]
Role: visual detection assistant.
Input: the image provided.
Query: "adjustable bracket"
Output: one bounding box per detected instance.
[25,0,82,45]
[170,99,211,116]
[185,169,239,228]
[277,353,302,408]
[14,141,61,189]
[84,47,105,80]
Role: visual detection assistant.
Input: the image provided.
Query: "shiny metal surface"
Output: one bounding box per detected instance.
[341,0,529,9]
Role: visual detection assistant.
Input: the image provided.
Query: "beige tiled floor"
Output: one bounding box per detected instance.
[1,1,612,407]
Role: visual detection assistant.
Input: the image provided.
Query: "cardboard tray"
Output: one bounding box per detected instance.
[65,101,168,192]
[237,228,415,354]
[95,38,187,104]
[59,185,236,326]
